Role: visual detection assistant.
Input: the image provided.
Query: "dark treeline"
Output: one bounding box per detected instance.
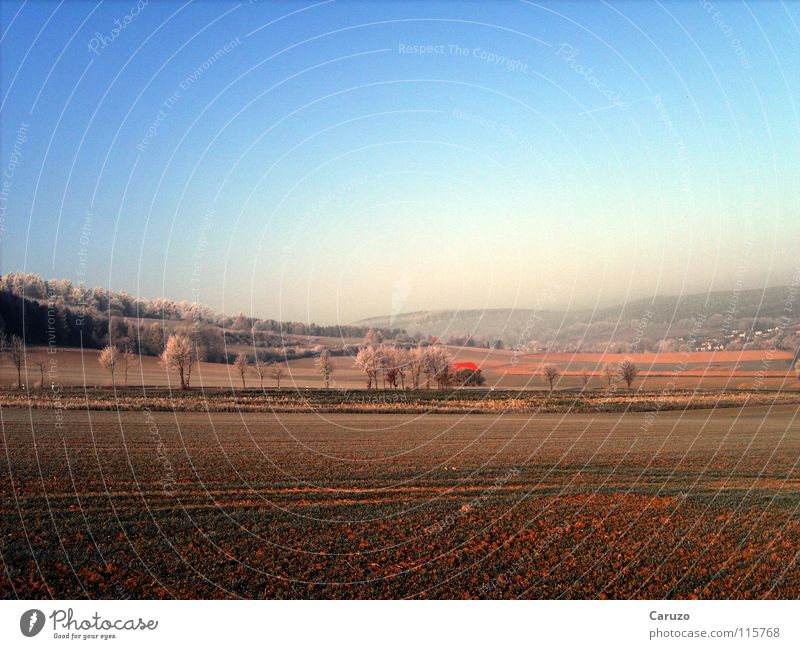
[0,290,108,348]
[0,288,368,364]
[0,273,403,360]
[0,272,402,339]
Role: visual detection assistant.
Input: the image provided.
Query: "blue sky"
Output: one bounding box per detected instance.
[1,0,798,323]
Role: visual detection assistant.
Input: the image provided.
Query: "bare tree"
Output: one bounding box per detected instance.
[619,359,639,390]
[316,348,335,388]
[408,347,425,389]
[376,343,393,389]
[253,359,267,389]
[363,328,382,347]
[435,363,452,390]
[453,366,486,387]
[234,353,250,389]
[381,346,398,389]
[160,334,195,389]
[543,364,560,391]
[426,347,452,390]
[354,346,378,389]
[120,344,137,387]
[7,335,25,389]
[268,362,286,390]
[394,347,410,390]
[602,362,617,388]
[35,359,47,391]
[98,345,119,386]
[655,338,677,353]
[421,347,439,389]
[187,335,206,389]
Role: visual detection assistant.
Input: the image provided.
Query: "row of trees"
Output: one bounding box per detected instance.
[232,352,288,390]
[601,360,640,390]
[15,324,800,392]
[354,344,484,390]
[100,334,639,393]
[139,334,291,390]
[98,334,286,391]
[98,344,138,387]
[229,345,486,391]
[542,360,641,391]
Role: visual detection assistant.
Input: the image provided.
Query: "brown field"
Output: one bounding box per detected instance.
[2,404,799,598]
[4,346,797,392]
[507,350,795,364]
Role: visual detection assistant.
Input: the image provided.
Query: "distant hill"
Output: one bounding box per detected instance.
[590,285,800,323]
[355,286,800,352]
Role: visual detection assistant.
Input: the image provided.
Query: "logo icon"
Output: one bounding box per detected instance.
[20,609,45,637]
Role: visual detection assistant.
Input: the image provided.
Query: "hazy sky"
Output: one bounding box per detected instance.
[2,1,798,324]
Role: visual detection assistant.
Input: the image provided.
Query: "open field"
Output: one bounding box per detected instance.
[2,405,799,598]
[4,346,798,392]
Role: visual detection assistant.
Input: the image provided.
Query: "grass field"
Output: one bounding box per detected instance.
[2,404,799,598]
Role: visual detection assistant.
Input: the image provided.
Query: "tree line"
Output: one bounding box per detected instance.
[0,272,402,363]
[0,272,403,344]
[540,360,640,391]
